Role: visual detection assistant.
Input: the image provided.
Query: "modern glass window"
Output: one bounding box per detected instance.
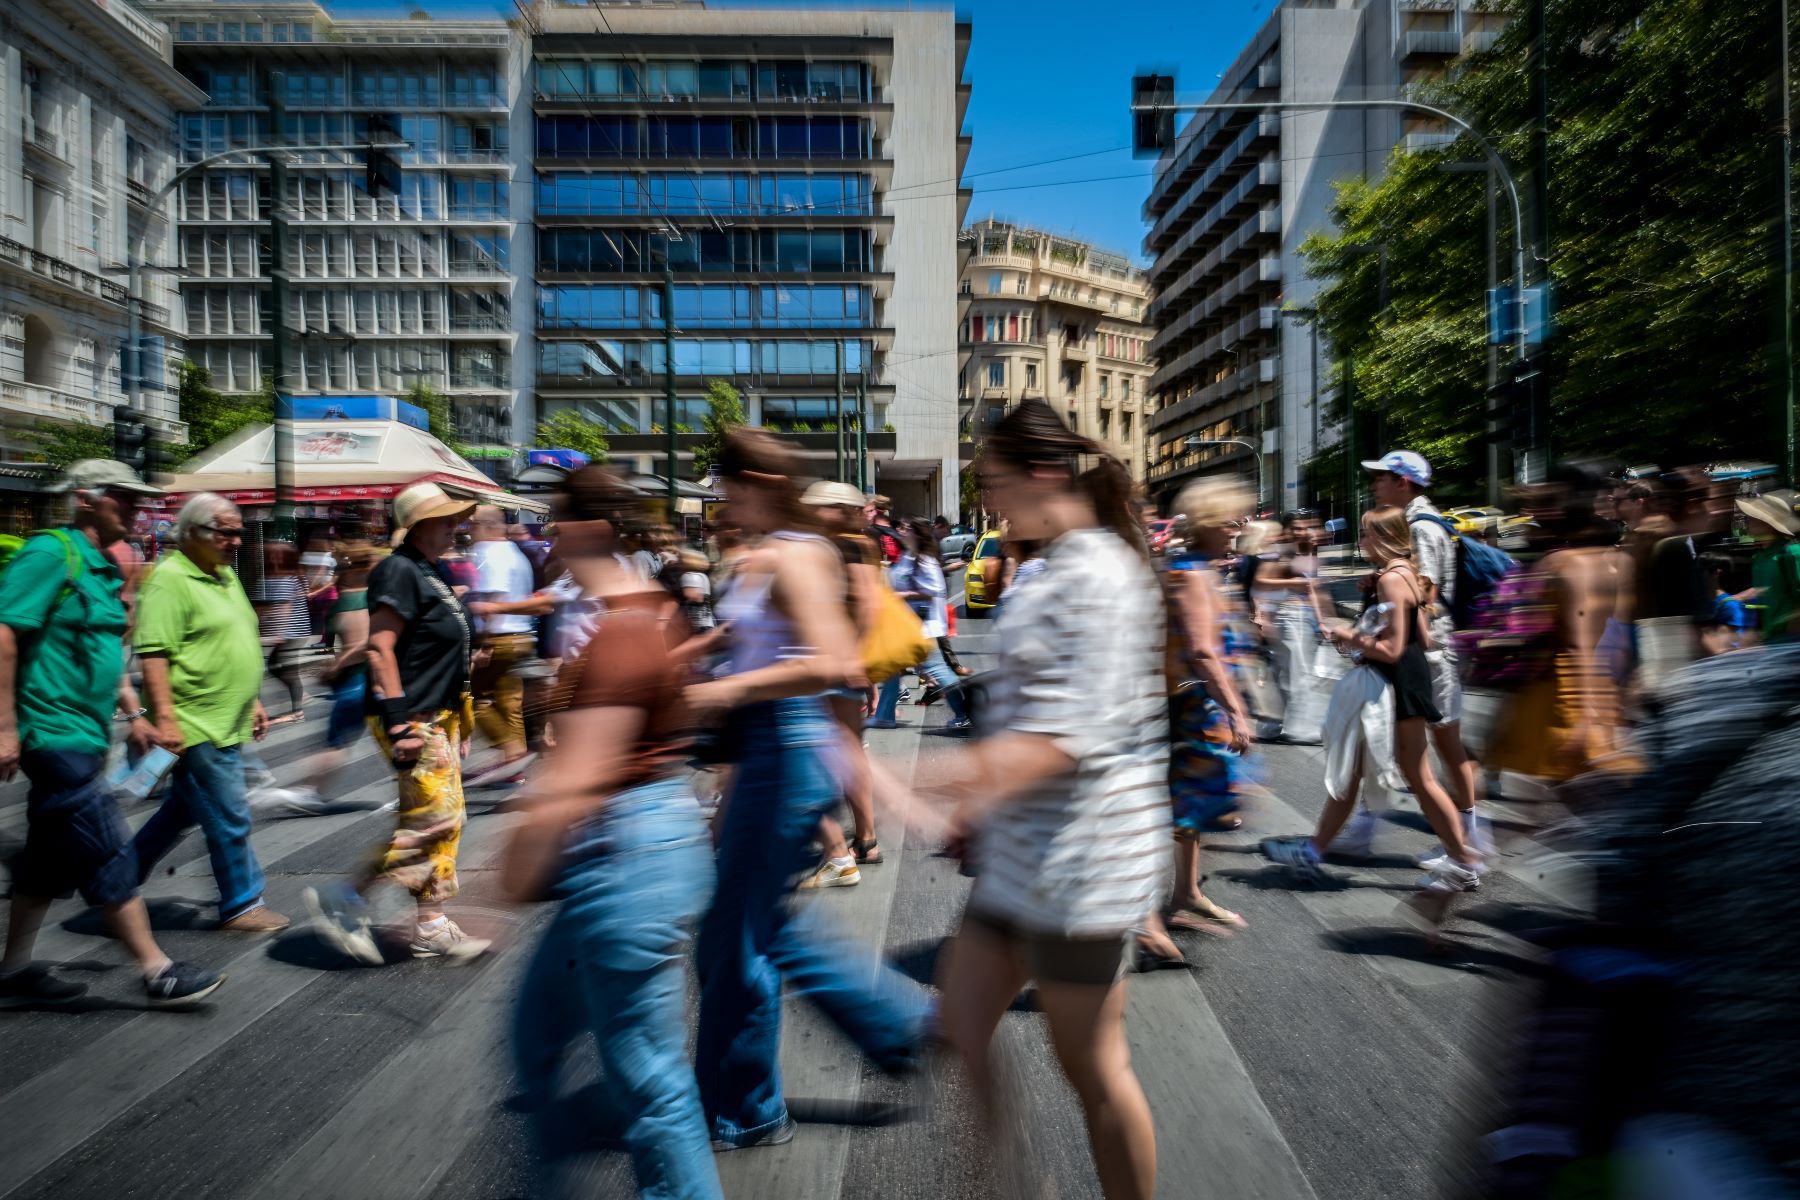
[760,398,844,426]
[448,177,508,218]
[539,338,866,380]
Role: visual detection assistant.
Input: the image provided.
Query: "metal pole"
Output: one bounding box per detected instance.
[835,338,845,482]
[267,70,294,542]
[856,375,868,493]
[1782,0,1795,486]
[662,261,677,514]
[1308,316,1319,502]
[1487,166,1502,505]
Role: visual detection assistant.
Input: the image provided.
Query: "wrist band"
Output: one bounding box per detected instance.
[379,697,413,729]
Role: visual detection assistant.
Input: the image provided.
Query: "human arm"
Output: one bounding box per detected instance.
[465,594,555,619]
[1328,570,1414,664]
[138,654,186,751]
[1176,569,1252,750]
[324,604,370,681]
[0,626,18,780]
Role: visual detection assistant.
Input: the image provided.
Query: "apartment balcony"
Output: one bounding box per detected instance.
[1145,113,1279,252]
[1150,157,1279,287]
[1150,306,1277,396]
[22,120,71,169]
[0,378,116,427]
[126,177,158,209]
[980,386,1008,402]
[1149,207,1280,333]
[1061,339,1091,364]
[1402,129,1461,155]
[1148,354,1276,432]
[449,314,513,333]
[0,236,129,307]
[1401,28,1462,60]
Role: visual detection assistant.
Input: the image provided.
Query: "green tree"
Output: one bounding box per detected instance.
[23,420,114,469]
[690,378,746,480]
[401,379,466,456]
[175,358,272,461]
[1303,0,1793,498]
[534,410,610,463]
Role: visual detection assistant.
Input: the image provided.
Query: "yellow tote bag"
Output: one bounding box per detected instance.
[862,582,932,685]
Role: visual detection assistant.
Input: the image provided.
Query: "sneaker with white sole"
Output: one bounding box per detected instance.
[798,858,861,890]
[409,918,491,961]
[1260,836,1327,882]
[1420,856,1482,894]
[304,884,383,965]
[1417,808,1496,866]
[145,961,225,1007]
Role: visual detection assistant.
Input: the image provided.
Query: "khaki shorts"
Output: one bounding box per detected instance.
[963,907,1129,987]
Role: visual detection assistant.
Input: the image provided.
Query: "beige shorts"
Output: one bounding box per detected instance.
[1425,647,1464,727]
[964,907,1129,987]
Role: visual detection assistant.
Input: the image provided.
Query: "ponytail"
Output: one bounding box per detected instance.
[1078,458,1148,560]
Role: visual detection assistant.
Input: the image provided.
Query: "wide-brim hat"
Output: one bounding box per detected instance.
[1736,490,1800,537]
[392,481,477,538]
[51,459,164,496]
[801,480,868,508]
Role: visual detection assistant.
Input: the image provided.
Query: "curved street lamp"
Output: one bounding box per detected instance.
[1182,435,1263,511]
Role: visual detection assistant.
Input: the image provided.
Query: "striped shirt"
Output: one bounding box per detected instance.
[969,527,1171,937]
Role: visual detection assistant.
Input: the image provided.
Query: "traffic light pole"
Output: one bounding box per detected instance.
[663,261,678,516]
[266,71,295,542]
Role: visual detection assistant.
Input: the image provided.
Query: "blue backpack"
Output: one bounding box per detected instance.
[1407,512,1516,630]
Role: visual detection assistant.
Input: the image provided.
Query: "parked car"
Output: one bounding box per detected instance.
[1147,518,1177,554]
[1446,506,1506,536]
[938,524,978,560]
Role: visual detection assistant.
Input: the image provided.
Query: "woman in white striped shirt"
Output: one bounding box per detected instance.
[930,400,1168,1200]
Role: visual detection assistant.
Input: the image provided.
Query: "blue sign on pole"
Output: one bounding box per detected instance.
[1488,284,1555,347]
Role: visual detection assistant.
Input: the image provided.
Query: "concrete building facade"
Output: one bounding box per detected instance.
[0,0,203,471]
[1142,0,1501,511]
[958,217,1152,481]
[144,0,530,477]
[529,2,970,516]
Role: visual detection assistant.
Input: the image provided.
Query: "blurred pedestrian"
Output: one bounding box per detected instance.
[466,505,550,778]
[797,479,884,889]
[304,482,490,964]
[0,462,223,1005]
[132,494,288,933]
[1258,509,1332,744]
[687,429,930,1150]
[507,466,721,1200]
[1365,451,1487,853]
[1263,506,1482,893]
[253,540,310,724]
[864,495,902,565]
[1734,490,1800,642]
[870,518,970,732]
[928,399,1167,1200]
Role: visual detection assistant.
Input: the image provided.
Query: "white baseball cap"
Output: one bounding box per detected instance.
[1361,450,1432,488]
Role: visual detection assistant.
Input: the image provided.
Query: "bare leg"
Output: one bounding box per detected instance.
[1167,832,1244,934]
[1039,976,1158,1200]
[1,893,50,973]
[816,814,850,861]
[938,917,1031,1112]
[102,899,172,976]
[829,695,877,850]
[1308,755,1364,856]
[1394,720,1473,864]
[1430,721,1479,813]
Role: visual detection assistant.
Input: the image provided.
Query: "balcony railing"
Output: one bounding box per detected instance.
[450,315,512,331]
[89,0,172,56]
[0,236,129,306]
[1401,28,1462,58]
[0,378,115,426]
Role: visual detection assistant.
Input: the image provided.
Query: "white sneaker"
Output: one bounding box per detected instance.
[409,918,492,961]
[798,858,861,890]
[304,885,383,965]
[1416,809,1495,866]
[1419,857,1482,894]
[248,786,319,816]
[1327,808,1378,859]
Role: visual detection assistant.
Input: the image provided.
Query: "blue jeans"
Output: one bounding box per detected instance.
[874,648,967,723]
[695,698,930,1144]
[513,776,720,1200]
[326,668,368,749]
[132,741,266,920]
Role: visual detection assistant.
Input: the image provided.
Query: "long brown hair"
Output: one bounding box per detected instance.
[985,398,1146,559]
[718,427,815,532]
[1361,505,1429,602]
[902,517,940,562]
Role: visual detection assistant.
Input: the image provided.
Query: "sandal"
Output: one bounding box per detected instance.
[1132,936,1193,972]
[853,838,884,866]
[1167,893,1247,936]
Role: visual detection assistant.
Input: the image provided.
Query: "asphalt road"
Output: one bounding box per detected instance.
[0,622,1576,1200]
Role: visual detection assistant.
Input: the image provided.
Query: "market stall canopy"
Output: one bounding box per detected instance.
[165,421,549,514]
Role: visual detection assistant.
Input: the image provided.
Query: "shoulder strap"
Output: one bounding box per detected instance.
[1406,511,1459,538]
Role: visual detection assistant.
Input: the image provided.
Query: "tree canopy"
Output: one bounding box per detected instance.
[534,410,611,463]
[690,378,746,481]
[1303,0,1793,502]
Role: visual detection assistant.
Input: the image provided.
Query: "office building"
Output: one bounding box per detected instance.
[958,218,1152,480]
[1142,0,1501,509]
[529,2,971,515]
[0,0,203,470]
[145,0,529,475]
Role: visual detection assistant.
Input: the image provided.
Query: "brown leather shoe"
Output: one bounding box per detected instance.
[219,907,291,934]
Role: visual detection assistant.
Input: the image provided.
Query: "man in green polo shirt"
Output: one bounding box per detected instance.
[131,493,288,933]
[0,461,224,1006]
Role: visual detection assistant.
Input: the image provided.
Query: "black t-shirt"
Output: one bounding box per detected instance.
[366,544,471,717]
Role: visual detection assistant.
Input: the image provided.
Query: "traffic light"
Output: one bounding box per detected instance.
[366,115,403,198]
[1131,74,1175,156]
[112,406,149,477]
[1485,358,1545,447]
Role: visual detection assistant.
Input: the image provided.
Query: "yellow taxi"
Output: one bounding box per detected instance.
[963,528,1006,612]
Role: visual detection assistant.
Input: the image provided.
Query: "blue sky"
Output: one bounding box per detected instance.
[333,0,1281,261]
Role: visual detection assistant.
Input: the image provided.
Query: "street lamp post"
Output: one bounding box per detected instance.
[1183,435,1263,512]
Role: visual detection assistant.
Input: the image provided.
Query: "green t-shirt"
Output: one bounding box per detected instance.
[0,530,127,754]
[134,551,264,748]
[1752,541,1800,642]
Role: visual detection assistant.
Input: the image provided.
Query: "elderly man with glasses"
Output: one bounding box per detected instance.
[130,493,288,933]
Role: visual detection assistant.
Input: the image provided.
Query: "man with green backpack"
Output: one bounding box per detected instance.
[0,461,224,1007]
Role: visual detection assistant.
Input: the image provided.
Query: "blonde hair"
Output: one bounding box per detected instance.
[1360,505,1412,564]
[1173,476,1254,532]
[1235,519,1280,557]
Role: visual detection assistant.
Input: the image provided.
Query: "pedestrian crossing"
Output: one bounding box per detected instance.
[0,651,1569,1200]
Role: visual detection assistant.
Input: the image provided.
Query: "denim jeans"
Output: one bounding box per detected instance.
[874,648,967,724]
[513,776,719,1200]
[132,741,266,920]
[695,698,930,1144]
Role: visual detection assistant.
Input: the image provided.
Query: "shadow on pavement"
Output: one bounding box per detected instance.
[61,897,213,937]
[1326,926,1549,977]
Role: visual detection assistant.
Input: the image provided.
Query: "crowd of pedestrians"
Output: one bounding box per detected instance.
[6,420,1800,1197]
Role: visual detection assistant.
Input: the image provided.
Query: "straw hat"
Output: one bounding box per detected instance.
[391,481,477,542]
[1736,489,1800,537]
[801,480,867,509]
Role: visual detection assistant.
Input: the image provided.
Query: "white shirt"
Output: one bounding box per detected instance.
[1404,495,1456,651]
[971,528,1171,937]
[470,539,537,635]
[890,553,947,639]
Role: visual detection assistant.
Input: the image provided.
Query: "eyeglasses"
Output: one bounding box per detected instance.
[199,524,245,541]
